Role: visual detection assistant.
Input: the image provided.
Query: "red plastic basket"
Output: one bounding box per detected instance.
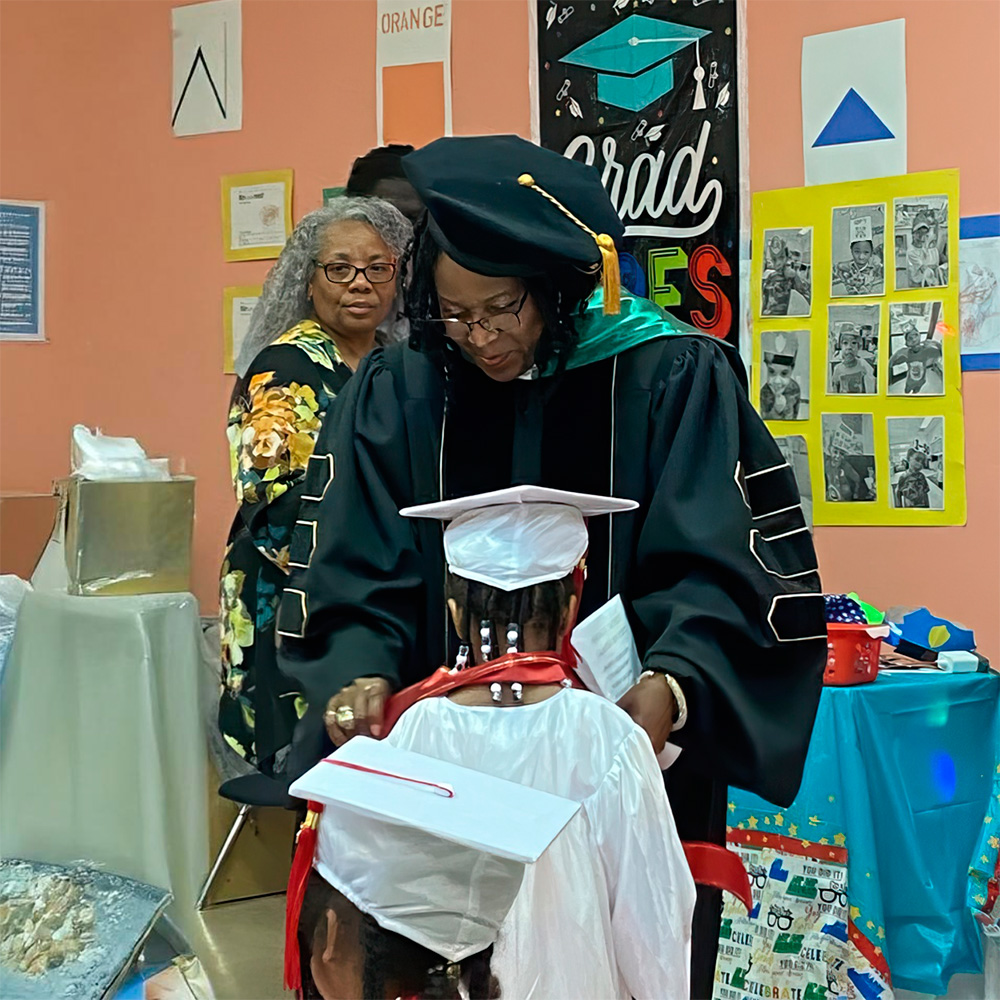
[824,623,888,686]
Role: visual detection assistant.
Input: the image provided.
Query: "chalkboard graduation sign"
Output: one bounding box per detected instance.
[535,0,740,346]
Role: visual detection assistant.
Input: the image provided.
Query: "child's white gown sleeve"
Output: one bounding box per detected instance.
[592,728,697,1000]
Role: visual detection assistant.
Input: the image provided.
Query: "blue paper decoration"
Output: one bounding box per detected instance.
[813,88,894,148]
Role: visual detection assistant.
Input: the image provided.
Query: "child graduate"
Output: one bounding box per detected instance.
[760,335,802,419]
[278,135,824,996]
[833,215,884,296]
[906,210,947,288]
[829,323,876,394]
[284,486,736,1000]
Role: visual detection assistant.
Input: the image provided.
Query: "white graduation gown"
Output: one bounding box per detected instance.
[386,688,696,1000]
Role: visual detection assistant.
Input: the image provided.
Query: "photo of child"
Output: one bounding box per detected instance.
[894,195,949,290]
[774,435,813,528]
[888,302,944,395]
[831,204,886,297]
[828,304,879,394]
[759,330,809,420]
[822,414,876,503]
[761,228,812,317]
[888,416,944,509]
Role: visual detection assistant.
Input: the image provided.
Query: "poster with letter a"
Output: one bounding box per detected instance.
[376,1,452,148]
[533,0,742,346]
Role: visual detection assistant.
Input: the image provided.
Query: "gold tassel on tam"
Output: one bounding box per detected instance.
[594,233,621,315]
[517,173,621,315]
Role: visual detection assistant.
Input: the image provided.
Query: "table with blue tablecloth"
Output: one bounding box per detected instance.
[714,670,999,1000]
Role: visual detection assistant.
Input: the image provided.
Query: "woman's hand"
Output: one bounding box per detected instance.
[323,676,392,746]
[617,672,675,754]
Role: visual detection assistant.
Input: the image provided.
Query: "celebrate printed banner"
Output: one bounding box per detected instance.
[533,0,742,346]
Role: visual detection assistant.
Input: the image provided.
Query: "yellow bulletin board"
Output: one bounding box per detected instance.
[220,169,293,262]
[752,169,965,526]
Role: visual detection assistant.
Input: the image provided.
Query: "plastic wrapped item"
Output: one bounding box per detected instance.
[71,425,170,482]
[983,921,1000,1000]
[0,859,171,1000]
[56,476,195,596]
[0,575,30,689]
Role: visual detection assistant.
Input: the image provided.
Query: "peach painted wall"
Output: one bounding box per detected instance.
[744,0,1000,662]
[1,1,996,657]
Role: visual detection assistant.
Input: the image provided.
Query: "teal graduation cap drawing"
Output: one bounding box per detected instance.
[561,15,710,113]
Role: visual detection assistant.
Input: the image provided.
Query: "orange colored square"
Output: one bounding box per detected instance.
[382,62,446,147]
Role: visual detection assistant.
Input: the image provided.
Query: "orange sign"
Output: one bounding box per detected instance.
[376,0,452,146]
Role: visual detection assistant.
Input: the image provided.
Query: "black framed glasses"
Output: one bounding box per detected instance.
[818,885,847,907]
[428,290,530,339]
[313,260,397,284]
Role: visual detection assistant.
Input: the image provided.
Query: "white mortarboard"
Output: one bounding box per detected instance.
[849,216,873,243]
[764,331,798,368]
[290,736,580,962]
[399,486,639,592]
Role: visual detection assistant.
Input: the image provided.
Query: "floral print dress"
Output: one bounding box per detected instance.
[219,320,352,774]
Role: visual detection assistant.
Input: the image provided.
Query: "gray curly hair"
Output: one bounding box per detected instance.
[235,197,413,376]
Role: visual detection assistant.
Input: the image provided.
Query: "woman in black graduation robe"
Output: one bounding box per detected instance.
[277,136,826,998]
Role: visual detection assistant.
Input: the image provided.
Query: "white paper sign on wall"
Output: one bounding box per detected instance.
[801,19,906,186]
[376,0,452,146]
[172,0,242,137]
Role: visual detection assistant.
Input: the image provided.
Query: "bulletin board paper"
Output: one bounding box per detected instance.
[220,169,293,262]
[223,285,261,374]
[752,169,965,527]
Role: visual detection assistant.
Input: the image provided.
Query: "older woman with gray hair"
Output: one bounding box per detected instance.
[220,198,411,776]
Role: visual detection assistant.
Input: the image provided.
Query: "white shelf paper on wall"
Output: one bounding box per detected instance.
[172,0,242,137]
[801,19,907,186]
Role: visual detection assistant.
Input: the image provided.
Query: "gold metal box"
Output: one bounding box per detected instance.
[57,476,195,596]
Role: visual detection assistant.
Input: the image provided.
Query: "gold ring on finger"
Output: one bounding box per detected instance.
[334,705,356,728]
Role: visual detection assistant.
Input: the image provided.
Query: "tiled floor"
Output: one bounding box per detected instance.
[197,894,286,999]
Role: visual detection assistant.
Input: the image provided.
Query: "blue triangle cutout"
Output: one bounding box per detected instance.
[813,88,894,147]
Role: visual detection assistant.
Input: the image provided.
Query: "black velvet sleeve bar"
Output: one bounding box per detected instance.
[629,336,827,807]
[276,346,437,780]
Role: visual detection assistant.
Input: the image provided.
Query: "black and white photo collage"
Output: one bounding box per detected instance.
[758,195,951,509]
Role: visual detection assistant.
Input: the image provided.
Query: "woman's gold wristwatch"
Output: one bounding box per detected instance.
[640,669,688,731]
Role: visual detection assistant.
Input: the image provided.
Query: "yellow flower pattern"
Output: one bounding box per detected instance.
[218,320,350,769]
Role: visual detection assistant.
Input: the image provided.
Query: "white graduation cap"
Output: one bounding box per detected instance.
[290,736,581,961]
[849,216,873,243]
[399,486,639,591]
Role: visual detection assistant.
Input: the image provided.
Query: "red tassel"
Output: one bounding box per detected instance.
[683,840,753,914]
[560,559,587,667]
[284,802,323,994]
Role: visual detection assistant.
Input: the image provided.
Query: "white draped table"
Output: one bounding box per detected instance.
[0,590,210,948]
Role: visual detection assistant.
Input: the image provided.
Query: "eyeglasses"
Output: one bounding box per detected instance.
[313,260,397,284]
[818,885,847,907]
[428,290,529,339]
